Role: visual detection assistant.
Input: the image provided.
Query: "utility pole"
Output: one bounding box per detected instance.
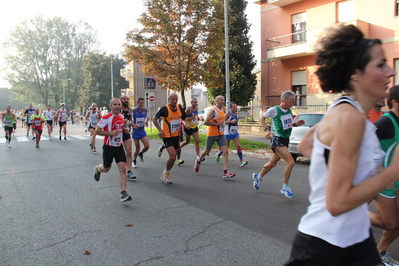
[111,56,114,98]
[224,0,230,110]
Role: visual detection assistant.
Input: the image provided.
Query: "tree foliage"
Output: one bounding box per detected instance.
[203,0,256,107]
[3,16,98,109]
[124,0,213,107]
[0,88,30,110]
[81,53,128,108]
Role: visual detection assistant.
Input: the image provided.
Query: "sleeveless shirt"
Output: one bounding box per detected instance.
[297,95,384,248]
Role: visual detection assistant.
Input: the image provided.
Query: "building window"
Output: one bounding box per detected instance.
[292,71,306,106]
[396,0,399,16]
[395,59,399,85]
[338,0,356,22]
[292,12,306,44]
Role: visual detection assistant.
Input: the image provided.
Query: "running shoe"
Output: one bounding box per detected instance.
[36,143,39,148]
[240,160,248,167]
[280,186,295,198]
[222,171,235,179]
[64,137,67,140]
[380,251,399,266]
[26,133,29,137]
[215,154,223,164]
[194,159,201,172]
[5,141,8,147]
[127,171,136,180]
[93,165,101,182]
[252,173,261,190]
[89,144,93,151]
[49,136,52,140]
[157,146,163,157]
[32,136,35,140]
[197,155,206,162]
[177,159,185,165]
[138,152,144,163]
[120,191,132,202]
[8,142,11,148]
[132,161,137,168]
[92,147,96,153]
[59,136,61,140]
[160,170,172,184]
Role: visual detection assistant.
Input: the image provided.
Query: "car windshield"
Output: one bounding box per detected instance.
[296,114,323,127]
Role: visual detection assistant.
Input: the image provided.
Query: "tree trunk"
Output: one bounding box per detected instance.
[180,89,187,108]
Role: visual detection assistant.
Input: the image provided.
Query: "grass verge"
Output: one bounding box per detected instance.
[145,128,270,151]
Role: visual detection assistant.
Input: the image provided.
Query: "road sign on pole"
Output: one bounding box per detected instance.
[145,91,156,108]
[144,77,156,90]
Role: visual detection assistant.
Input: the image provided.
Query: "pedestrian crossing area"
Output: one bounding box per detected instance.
[0,135,103,143]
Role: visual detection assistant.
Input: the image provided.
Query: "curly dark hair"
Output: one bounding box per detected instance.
[387,85,399,109]
[315,24,381,93]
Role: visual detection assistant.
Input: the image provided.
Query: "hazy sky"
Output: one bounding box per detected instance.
[0,0,261,88]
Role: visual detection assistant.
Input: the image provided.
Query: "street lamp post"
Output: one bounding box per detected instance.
[224,0,230,110]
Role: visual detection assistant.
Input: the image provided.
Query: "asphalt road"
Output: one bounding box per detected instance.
[0,124,397,265]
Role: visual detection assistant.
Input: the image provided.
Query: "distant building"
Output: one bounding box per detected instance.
[255,0,399,112]
[120,60,211,110]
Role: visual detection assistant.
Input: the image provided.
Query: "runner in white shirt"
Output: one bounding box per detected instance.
[43,105,55,140]
[56,103,68,140]
[85,103,102,152]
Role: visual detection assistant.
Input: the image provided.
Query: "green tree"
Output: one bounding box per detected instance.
[203,0,256,106]
[124,0,213,107]
[3,16,97,109]
[0,88,30,110]
[81,52,128,108]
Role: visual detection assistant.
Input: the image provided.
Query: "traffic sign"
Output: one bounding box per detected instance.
[144,77,156,90]
[145,91,156,108]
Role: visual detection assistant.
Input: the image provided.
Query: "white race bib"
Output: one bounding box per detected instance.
[280,114,293,130]
[109,132,123,147]
[136,117,145,127]
[170,119,181,133]
[229,126,238,135]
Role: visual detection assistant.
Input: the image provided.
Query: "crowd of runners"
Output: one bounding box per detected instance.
[3,23,399,265]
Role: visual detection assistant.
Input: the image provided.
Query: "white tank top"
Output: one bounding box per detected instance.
[89,111,100,127]
[298,96,384,248]
[44,110,53,120]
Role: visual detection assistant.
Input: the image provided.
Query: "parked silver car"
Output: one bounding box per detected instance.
[288,113,324,160]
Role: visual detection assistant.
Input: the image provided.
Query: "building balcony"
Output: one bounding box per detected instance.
[120,88,134,96]
[254,0,302,6]
[266,20,370,60]
[120,68,133,78]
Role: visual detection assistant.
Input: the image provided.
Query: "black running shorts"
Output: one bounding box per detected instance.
[284,230,381,266]
[102,144,126,168]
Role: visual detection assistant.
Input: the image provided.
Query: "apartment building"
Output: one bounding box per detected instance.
[120,60,211,110]
[257,0,399,110]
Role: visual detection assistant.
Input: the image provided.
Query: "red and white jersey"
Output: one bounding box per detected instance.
[97,113,124,147]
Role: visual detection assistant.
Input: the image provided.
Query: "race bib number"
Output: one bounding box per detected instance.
[5,121,12,126]
[170,119,181,133]
[91,121,97,127]
[110,132,123,147]
[192,116,198,124]
[229,126,238,135]
[280,114,293,130]
[35,120,41,126]
[136,117,145,127]
[219,124,225,133]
